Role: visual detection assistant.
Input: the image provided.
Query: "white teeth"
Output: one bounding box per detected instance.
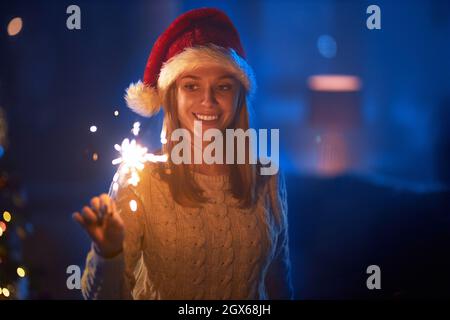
[195,114,219,121]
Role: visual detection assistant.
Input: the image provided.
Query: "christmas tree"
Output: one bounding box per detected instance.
[0,106,30,299]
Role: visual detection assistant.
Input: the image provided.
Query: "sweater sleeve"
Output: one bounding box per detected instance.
[81,172,146,300]
[264,171,294,300]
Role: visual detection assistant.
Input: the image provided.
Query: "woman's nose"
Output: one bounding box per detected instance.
[201,87,218,108]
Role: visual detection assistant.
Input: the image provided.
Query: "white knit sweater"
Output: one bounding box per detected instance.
[81,162,293,299]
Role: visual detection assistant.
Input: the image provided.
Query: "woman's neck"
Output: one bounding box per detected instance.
[188,137,230,176]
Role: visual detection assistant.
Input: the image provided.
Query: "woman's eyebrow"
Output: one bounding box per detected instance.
[179,74,235,80]
[217,75,235,80]
[180,75,201,80]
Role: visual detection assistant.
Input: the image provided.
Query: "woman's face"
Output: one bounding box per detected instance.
[175,65,242,133]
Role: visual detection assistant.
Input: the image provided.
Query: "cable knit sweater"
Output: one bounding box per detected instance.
[81,162,293,300]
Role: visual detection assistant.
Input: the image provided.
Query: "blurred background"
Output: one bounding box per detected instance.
[0,0,449,299]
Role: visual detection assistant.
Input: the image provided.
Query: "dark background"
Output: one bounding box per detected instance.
[0,0,449,299]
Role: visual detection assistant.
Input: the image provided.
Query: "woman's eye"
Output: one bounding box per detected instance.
[218,84,232,91]
[184,83,199,91]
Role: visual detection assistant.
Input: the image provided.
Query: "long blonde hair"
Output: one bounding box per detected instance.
[157,82,261,209]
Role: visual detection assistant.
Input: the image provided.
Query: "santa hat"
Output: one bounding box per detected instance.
[125,7,256,117]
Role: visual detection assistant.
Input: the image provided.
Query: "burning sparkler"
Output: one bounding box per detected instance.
[109,122,168,214]
[112,138,168,187]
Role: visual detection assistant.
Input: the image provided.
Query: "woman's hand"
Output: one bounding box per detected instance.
[73,193,125,258]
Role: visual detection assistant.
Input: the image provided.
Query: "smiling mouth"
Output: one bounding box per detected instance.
[193,113,220,121]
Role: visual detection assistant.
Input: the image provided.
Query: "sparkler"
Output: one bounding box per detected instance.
[108,121,168,214]
[112,138,148,187]
[112,138,168,186]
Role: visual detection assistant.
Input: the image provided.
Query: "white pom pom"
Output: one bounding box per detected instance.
[124,81,161,117]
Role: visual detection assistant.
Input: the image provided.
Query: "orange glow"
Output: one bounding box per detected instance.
[315,132,349,176]
[7,17,23,36]
[308,75,361,92]
[0,221,6,232]
[16,226,26,239]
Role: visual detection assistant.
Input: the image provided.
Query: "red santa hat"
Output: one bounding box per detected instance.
[125,7,256,117]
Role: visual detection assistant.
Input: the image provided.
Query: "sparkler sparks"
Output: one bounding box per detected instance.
[110,121,168,215]
[129,200,137,212]
[112,138,168,187]
[160,127,167,144]
[112,138,147,186]
[132,122,140,136]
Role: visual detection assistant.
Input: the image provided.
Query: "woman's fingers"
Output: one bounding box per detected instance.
[103,198,123,228]
[90,196,101,214]
[99,193,111,215]
[73,211,101,243]
[72,211,86,227]
[74,193,123,240]
[81,206,98,224]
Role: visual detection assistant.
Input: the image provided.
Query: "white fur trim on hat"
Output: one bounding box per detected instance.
[124,80,161,117]
[158,45,256,98]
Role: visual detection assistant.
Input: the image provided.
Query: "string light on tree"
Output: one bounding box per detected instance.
[0,106,31,299]
[3,210,11,222]
[16,267,26,278]
[2,287,10,297]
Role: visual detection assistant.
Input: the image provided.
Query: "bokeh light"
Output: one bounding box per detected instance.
[317,34,337,58]
[17,267,26,278]
[308,75,361,92]
[2,287,10,297]
[7,17,23,36]
[3,211,11,222]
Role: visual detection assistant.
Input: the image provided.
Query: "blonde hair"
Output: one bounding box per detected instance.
[157,81,261,209]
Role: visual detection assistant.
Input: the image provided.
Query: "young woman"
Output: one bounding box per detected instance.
[73,7,293,300]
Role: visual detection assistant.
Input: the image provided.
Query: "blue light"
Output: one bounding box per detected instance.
[317,34,337,58]
[0,145,4,158]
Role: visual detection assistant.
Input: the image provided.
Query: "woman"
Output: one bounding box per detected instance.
[73,7,293,300]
